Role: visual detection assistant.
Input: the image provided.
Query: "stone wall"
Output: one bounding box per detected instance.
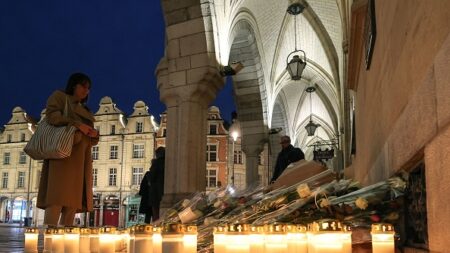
[350,0,450,184]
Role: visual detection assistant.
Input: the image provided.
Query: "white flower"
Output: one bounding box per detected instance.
[355,197,368,210]
[296,184,311,198]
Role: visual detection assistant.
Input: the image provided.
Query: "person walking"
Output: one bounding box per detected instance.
[139,146,165,223]
[270,135,304,183]
[37,73,99,227]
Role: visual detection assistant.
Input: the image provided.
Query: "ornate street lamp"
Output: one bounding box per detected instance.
[305,86,320,136]
[286,1,307,80]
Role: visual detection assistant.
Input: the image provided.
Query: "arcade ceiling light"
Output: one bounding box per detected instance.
[286,1,307,81]
[305,86,320,136]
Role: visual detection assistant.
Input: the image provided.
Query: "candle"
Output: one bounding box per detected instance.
[225,224,250,253]
[213,225,227,253]
[152,227,162,253]
[286,224,307,253]
[43,228,54,253]
[249,225,264,253]
[183,225,198,253]
[127,226,135,253]
[341,225,352,253]
[64,227,80,253]
[310,220,344,253]
[264,224,287,253]
[115,230,124,252]
[371,223,395,253]
[80,228,91,253]
[134,224,153,253]
[90,228,100,253]
[24,227,39,253]
[52,228,65,253]
[99,226,116,253]
[162,224,184,253]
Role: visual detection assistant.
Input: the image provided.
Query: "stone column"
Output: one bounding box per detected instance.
[157,59,223,206]
[242,138,265,188]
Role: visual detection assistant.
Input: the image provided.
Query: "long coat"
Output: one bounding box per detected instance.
[270,144,305,183]
[139,157,165,213]
[37,90,98,212]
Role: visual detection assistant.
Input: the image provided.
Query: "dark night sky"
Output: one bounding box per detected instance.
[0,1,235,128]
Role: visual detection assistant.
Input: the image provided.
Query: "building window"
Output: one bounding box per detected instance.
[206,145,217,162]
[3,152,10,165]
[162,128,167,137]
[133,144,145,159]
[93,168,98,187]
[234,150,243,164]
[7,134,12,143]
[209,124,218,135]
[136,122,143,133]
[110,125,116,135]
[92,146,99,160]
[17,171,25,188]
[108,168,117,186]
[206,168,217,188]
[1,172,8,189]
[21,133,26,142]
[19,152,27,164]
[258,154,263,165]
[132,167,144,186]
[110,145,118,159]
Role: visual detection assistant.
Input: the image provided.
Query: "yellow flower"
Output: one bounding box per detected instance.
[355,197,368,210]
[296,184,311,198]
[319,198,330,208]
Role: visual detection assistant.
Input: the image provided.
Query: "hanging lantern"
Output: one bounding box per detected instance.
[287,51,307,80]
[64,227,80,253]
[213,225,227,253]
[43,228,54,253]
[52,228,65,253]
[264,224,287,253]
[99,226,116,253]
[310,219,345,253]
[371,223,395,253]
[249,225,265,253]
[90,227,100,253]
[79,228,91,253]
[153,226,163,253]
[134,225,153,253]
[286,1,307,81]
[225,224,250,253]
[286,224,308,253]
[305,86,319,136]
[24,227,39,253]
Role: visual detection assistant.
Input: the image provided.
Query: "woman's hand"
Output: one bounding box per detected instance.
[77,123,98,137]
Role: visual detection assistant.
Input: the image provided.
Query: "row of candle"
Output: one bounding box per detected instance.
[24,221,394,253]
[24,223,198,253]
[213,221,395,253]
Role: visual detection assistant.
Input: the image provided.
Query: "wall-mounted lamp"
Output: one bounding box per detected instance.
[220,61,244,76]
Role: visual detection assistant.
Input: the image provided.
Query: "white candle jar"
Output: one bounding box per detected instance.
[52,228,65,253]
[152,226,162,253]
[213,225,227,253]
[371,223,395,253]
[310,220,344,253]
[249,225,265,253]
[43,228,54,253]
[134,224,154,253]
[24,227,39,253]
[286,224,307,253]
[127,225,135,253]
[80,228,91,253]
[64,227,80,253]
[224,223,250,253]
[99,226,116,253]
[90,228,100,253]
[264,224,287,253]
[162,223,197,253]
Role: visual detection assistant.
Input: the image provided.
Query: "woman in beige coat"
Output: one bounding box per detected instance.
[37,73,99,226]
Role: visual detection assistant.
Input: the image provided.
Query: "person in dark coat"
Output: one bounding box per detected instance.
[139,146,165,223]
[270,135,304,183]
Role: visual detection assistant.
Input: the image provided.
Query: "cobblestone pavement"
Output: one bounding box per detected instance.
[0,225,44,253]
